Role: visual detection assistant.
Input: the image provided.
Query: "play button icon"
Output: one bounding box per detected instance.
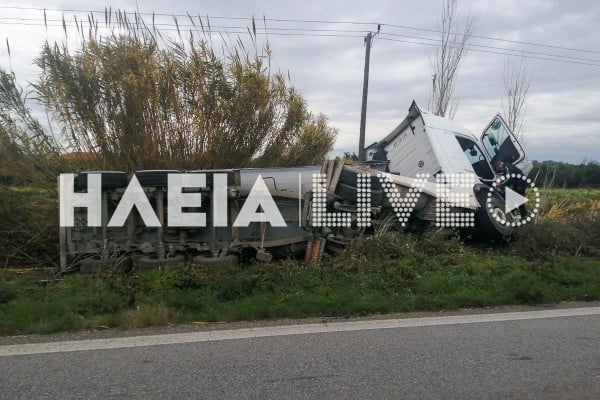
[504,187,528,214]
[487,175,541,227]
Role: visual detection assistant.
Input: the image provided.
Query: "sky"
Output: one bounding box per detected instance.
[1,0,599,163]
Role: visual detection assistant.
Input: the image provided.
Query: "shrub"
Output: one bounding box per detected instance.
[510,218,600,261]
[35,14,336,171]
[0,187,59,267]
[500,270,551,304]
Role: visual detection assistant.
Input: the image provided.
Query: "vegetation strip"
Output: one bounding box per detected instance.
[1,226,599,336]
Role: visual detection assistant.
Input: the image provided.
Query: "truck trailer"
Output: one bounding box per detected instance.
[59,101,532,272]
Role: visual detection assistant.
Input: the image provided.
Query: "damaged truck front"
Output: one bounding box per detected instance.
[364,101,532,236]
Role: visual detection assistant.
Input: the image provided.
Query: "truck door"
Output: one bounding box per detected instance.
[480,115,532,175]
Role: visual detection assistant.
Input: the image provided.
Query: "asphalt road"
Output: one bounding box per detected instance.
[1,307,600,399]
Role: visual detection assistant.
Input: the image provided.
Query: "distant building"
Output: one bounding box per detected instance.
[59,152,97,161]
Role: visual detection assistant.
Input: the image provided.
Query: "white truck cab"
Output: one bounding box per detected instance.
[364,101,533,237]
[366,101,532,183]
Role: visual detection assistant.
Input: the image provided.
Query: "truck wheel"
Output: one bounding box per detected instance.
[339,168,358,186]
[74,171,128,191]
[339,168,383,190]
[475,191,514,238]
[334,182,384,205]
[80,258,110,274]
[135,170,183,187]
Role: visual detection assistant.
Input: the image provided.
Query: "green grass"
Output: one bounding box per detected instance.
[2,232,600,336]
[1,187,599,335]
[539,188,600,202]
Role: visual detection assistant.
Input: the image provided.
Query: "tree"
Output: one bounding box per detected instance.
[502,56,532,143]
[343,151,359,161]
[0,70,60,187]
[0,13,338,268]
[428,0,475,118]
[0,70,61,267]
[34,12,336,172]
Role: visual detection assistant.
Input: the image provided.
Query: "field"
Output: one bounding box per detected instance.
[539,188,600,202]
[0,187,599,335]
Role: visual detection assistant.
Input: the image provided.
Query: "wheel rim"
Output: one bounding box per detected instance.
[491,207,507,225]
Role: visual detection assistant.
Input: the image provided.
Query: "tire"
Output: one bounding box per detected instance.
[325,242,345,255]
[74,171,128,191]
[79,258,110,274]
[474,191,514,238]
[188,169,239,186]
[135,170,183,187]
[334,182,384,205]
[339,168,358,186]
[137,254,185,271]
[114,256,134,273]
[339,168,383,190]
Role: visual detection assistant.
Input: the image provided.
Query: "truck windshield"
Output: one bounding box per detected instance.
[456,137,495,180]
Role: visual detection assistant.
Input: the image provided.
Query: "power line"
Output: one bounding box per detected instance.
[0,21,365,39]
[1,23,598,67]
[380,32,600,64]
[382,22,600,55]
[0,5,598,55]
[1,16,595,64]
[0,12,599,67]
[0,17,371,34]
[378,37,600,67]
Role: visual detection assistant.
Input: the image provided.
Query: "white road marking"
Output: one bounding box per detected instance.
[2,306,599,357]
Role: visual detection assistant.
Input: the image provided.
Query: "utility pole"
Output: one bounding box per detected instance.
[359,27,379,161]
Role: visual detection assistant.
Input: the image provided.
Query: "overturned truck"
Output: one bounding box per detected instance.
[60,102,533,271]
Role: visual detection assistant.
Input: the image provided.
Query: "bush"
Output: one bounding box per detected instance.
[0,187,59,267]
[35,15,336,171]
[333,232,417,271]
[500,270,551,304]
[509,218,600,261]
